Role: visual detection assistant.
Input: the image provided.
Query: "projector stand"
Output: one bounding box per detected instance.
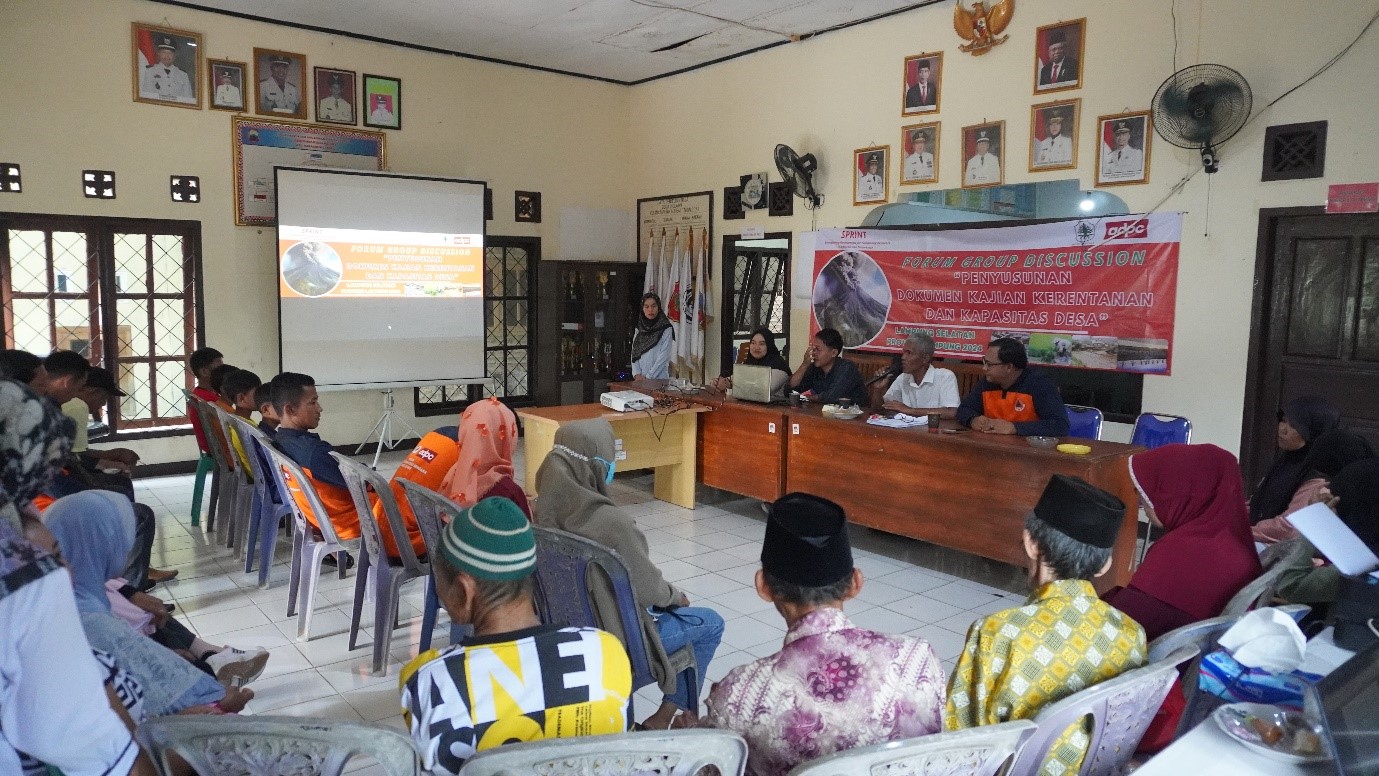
[355,389,421,470]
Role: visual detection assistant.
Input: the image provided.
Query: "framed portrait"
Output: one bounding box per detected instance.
[899,122,940,185]
[207,59,246,112]
[253,48,308,120]
[961,121,1004,189]
[314,67,357,125]
[1034,19,1085,94]
[1096,111,1152,186]
[853,146,889,205]
[362,74,402,130]
[901,52,943,116]
[1029,99,1080,172]
[131,23,203,110]
[740,172,768,209]
[232,116,385,226]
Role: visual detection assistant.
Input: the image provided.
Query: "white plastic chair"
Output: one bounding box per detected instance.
[187,395,235,535]
[1220,539,1312,617]
[136,715,418,776]
[788,720,1036,776]
[209,403,255,556]
[457,729,747,776]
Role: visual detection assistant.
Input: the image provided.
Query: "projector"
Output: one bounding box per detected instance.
[601,390,654,412]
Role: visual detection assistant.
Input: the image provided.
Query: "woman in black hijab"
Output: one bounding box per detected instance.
[1250,395,1342,525]
[1253,428,1375,543]
[711,327,790,392]
[631,293,674,380]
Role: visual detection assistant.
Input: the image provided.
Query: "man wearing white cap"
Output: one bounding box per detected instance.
[1035,111,1073,166]
[139,37,194,103]
[964,131,1000,185]
[1101,121,1144,179]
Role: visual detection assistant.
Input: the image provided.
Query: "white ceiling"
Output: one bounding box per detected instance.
[168,0,937,83]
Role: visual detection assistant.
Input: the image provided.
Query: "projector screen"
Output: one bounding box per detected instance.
[275,168,486,389]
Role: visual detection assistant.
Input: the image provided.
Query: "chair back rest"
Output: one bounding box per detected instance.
[189,396,235,470]
[1006,646,1198,776]
[1065,404,1104,441]
[457,729,748,776]
[395,479,458,567]
[260,440,347,547]
[529,524,659,691]
[1221,539,1311,617]
[136,714,418,776]
[736,341,750,364]
[1130,412,1192,448]
[787,720,1037,776]
[226,416,283,504]
[209,404,250,479]
[331,452,425,572]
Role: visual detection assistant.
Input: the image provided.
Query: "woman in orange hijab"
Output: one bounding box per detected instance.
[441,398,531,519]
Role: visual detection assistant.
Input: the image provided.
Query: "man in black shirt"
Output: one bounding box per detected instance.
[790,328,865,404]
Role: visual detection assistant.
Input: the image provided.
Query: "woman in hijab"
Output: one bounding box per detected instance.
[441,397,530,518]
[1276,459,1379,606]
[1253,429,1375,544]
[534,419,723,729]
[1104,443,1263,640]
[631,293,675,380]
[1250,396,1342,526]
[44,490,253,716]
[710,327,791,394]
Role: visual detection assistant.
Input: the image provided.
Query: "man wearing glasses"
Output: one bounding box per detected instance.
[956,337,1069,436]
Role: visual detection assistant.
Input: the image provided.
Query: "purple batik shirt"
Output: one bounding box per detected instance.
[705,607,946,776]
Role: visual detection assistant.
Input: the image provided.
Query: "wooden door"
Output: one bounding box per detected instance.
[1243,209,1379,484]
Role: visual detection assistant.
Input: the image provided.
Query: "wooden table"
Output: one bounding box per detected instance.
[516,403,709,509]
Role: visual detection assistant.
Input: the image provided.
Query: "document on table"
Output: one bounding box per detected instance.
[1289,502,1379,576]
[866,413,929,429]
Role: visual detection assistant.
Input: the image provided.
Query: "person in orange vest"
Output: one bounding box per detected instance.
[957,337,1070,437]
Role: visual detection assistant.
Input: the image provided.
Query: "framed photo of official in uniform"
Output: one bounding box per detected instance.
[899,123,940,185]
[1096,111,1152,186]
[1029,99,1080,172]
[1033,19,1085,94]
[207,59,246,112]
[853,146,889,205]
[362,74,402,130]
[131,23,203,110]
[961,121,1004,189]
[901,52,943,117]
[253,48,308,120]
[313,67,357,126]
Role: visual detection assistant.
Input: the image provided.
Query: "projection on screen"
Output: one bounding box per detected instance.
[275,168,486,388]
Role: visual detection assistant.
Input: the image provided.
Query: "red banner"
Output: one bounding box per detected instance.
[810,213,1182,374]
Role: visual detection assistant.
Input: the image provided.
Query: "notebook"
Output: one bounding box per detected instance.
[1288,502,1379,577]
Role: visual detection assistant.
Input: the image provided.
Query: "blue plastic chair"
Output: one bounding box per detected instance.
[226,416,293,588]
[1130,412,1192,448]
[394,480,471,653]
[1065,404,1104,441]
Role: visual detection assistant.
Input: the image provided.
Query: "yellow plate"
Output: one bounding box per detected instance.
[1057,443,1092,455]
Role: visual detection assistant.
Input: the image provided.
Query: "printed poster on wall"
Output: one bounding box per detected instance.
[809,213,1182,374]
[232,116,385,226]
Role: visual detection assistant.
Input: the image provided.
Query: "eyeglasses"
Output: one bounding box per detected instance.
[981,359,1005,368]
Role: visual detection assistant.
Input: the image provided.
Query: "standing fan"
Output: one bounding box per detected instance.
[1152,64,1252,173]
[774,144,822,209]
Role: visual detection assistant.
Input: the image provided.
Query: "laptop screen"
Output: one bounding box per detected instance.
[1318,639,1379,775]
[733,364,778,403]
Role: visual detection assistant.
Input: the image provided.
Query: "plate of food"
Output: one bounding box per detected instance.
[822,404,864,420]
[1212,703,1329,764]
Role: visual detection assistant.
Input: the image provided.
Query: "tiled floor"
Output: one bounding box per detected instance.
[133,447,1032,771]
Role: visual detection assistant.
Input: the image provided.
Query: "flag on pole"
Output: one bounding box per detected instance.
[691,227,712,384]
[659,228,673,308]
[642,230,659,296]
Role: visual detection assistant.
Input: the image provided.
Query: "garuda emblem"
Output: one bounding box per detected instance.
[954,0,1014,56]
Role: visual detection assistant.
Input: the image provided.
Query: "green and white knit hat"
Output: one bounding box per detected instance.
[439,497,536,581]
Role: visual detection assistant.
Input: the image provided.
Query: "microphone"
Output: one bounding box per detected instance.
[867,357,903,386]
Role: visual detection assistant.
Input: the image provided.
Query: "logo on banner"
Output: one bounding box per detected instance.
[1014,399,1027,413]
[1104,219,1148,240]
[1074,221,1095,245]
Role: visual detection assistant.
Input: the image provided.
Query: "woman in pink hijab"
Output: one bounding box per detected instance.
[441,398,531,519]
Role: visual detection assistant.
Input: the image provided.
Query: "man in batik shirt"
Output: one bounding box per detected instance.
[704,493,946,776]
[946,474,1146,776]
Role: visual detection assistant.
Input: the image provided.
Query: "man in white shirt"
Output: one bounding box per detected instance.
[369,95,396,126]
[258,55,301,114]
[964,132,1000,185]
[317,74,352,122]
[904,128,935,181]
[139,37,194,103]
[1034,112,1073,167]
[1101,122,1145,179]
[857,153,884,201]
[212,68,241,108]
[881,332,960,416]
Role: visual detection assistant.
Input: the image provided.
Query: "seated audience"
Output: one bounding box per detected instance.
[254,381,279,438]
[704,492,945,776]
[1276,459,1379,606]
[947,474,1145,776]
[880,332,961,417]
[1105,444,1262,640]
[1249,395,1341,526]
[44,490,254,716]
[62,366,140,477]
[220,369,262,418]
[187,346,224,452]
[956,337,1070,436]
[0,349,48,392]
[40,349,91,406]
[789,328,865,404]
[441,397,530,517]
[534,418,724,730]
[400,497,631,775]
[1252,428,1373,544]
[208,363,240,411]
[711,327,791,396]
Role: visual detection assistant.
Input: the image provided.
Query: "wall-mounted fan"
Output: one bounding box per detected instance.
[774,144,822,209]
[1152,64,1252,173]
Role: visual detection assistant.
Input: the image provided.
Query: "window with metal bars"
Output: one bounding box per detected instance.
[720,240,790,368]
[414,236,537,416]
[1,213,202,437]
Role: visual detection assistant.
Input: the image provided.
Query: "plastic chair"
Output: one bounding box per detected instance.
[457,729,747,776]
[209,404,255,555]
[1005,645,1198,776]
[394,479,476,653]
[226,416,293,587]
[188,396,236,536]
[1065,404,1104,441]
[788,720,1037,776]
[1221,539,1312,617]
[530,524,700,716]
[135,714,418,776]
[1130,412,1192,449]
[331,452,432,676]
[183,388,216,528]
[260,442,356,640]
[1146,604,1310,738]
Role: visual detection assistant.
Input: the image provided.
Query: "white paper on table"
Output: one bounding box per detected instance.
[866,413,929,429]
[1288,502,1379,576]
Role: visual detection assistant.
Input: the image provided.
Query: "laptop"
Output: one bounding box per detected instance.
[732,363,784,404]
[1315,638,1379,775]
